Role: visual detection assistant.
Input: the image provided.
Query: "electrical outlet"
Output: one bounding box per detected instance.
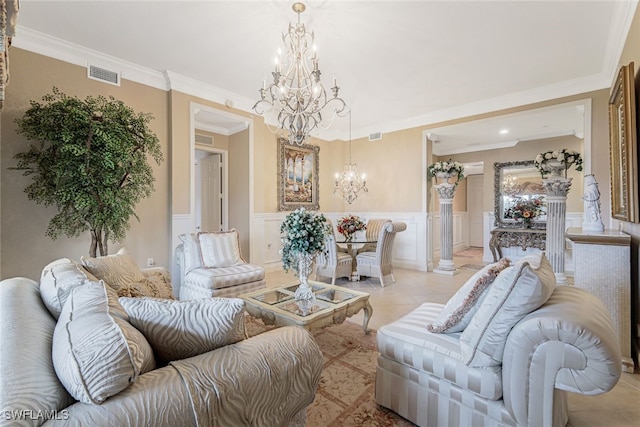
[146,257,155,267]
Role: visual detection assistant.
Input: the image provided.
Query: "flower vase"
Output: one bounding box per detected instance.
[545,160,566,178]
[294,253,315,302]
[435,171,457,185]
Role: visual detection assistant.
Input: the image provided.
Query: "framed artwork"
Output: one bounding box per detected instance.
[277,138,320,211]
[608,62,638,222]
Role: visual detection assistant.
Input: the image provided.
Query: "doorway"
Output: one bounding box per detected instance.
[466,174,484,247]
[195,149,225,232]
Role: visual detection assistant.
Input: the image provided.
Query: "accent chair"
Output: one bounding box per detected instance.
[315,232,353,285]
[356,221,406,286]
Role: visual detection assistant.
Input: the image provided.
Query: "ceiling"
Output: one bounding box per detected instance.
[13,1,638,153]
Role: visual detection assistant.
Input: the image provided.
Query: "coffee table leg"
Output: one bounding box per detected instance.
[362,301,373,334]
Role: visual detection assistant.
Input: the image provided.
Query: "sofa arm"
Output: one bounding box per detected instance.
[169,326,323,426]
[502,285,621,427]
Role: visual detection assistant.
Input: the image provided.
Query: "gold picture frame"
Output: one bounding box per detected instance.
[608,62,638,223]
[277,138,320,211]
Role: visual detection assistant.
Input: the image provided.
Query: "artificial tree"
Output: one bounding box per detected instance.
[13,87,163,257]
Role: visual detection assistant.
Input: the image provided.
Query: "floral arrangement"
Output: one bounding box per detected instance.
[337,214,366,241]
[280,208,329,273]
[427,159,464,183]
[504,196,545,227]
[534,149,583,177]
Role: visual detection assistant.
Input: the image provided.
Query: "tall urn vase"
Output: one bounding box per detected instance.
[294,252,315,301]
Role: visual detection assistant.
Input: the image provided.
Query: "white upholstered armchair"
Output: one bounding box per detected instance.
[356,221,406,286]
[315,232,353,285]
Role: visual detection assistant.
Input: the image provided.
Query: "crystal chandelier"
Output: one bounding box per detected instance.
[252,2,347,146]
[334,111,368,204]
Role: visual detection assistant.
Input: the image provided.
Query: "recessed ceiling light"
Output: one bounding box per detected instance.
[499,129,509,134]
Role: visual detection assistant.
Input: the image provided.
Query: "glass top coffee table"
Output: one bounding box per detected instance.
[240,281,373,333]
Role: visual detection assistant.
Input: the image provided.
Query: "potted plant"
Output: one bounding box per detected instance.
[534,149,583,178]
[12,87,163,257]
[280,208,329,301]
[427,159,465,185]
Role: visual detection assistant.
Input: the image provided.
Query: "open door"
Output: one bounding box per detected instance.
[195,150,223,232]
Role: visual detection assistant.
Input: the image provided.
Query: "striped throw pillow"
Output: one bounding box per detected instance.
[119,296,246,362]
[52,281,155,404]
[198,230,244,268]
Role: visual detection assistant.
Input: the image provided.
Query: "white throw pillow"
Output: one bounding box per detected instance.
[198,230,244,268]
[460,253,556,367]
[81,248,145,292]
[179,233,202,274]
[427,258,511,333]
[52,281,155,404]
[40,258,97,319]
[119,296,246,362]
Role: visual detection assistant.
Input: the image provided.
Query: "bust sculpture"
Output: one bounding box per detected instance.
[582,174,605,232]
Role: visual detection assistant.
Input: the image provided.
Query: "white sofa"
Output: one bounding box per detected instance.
[0,258,322,426]
[175,230,266,299]
[375,254,622,427]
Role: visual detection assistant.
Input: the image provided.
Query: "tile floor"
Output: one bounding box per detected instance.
[265,254,640,427]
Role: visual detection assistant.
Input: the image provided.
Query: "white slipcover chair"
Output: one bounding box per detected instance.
[316,226,353,285]
[357,218,391,254]
[356,221,406,286]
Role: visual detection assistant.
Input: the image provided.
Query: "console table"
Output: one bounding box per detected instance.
[489,227,546,262]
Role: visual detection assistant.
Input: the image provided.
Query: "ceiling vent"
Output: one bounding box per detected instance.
[369,132,382,141]
[195,133,214,147]
[88,65,120,86]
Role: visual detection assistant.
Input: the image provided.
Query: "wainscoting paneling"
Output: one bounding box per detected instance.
[251,212,429,273]
[429,211,469,260]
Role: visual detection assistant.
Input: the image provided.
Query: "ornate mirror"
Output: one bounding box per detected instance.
[494,161,547,229]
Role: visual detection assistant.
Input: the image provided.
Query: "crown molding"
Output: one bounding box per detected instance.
[13,26,169,91]
[602,0,639,85]
[164,71,256,113]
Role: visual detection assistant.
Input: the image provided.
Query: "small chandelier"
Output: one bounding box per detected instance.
[252,2,347,146]
[334,111,368,204]
[502,172,522,195]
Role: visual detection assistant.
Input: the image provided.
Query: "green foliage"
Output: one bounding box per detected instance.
[280,208,329,273]
[12,87,163,257]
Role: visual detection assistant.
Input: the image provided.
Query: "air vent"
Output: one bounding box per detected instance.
[369,132,382,141]
[87,65,120,86]
[195,133,214,147]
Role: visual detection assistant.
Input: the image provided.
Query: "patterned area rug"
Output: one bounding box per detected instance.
[245,318,414,426]
[453,246,484,258]
[459,263,486,271]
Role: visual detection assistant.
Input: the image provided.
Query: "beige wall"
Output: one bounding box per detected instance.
[336,127,424,212]
[1,48,170,279]
[229,128,250,258]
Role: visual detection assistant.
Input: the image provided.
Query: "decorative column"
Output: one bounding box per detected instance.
[543,177,572,284]
[434,183,459,276]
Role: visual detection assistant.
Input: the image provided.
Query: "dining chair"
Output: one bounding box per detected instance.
[355,221,406,287]
[357,218,391,254]
[315,232,353,285]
